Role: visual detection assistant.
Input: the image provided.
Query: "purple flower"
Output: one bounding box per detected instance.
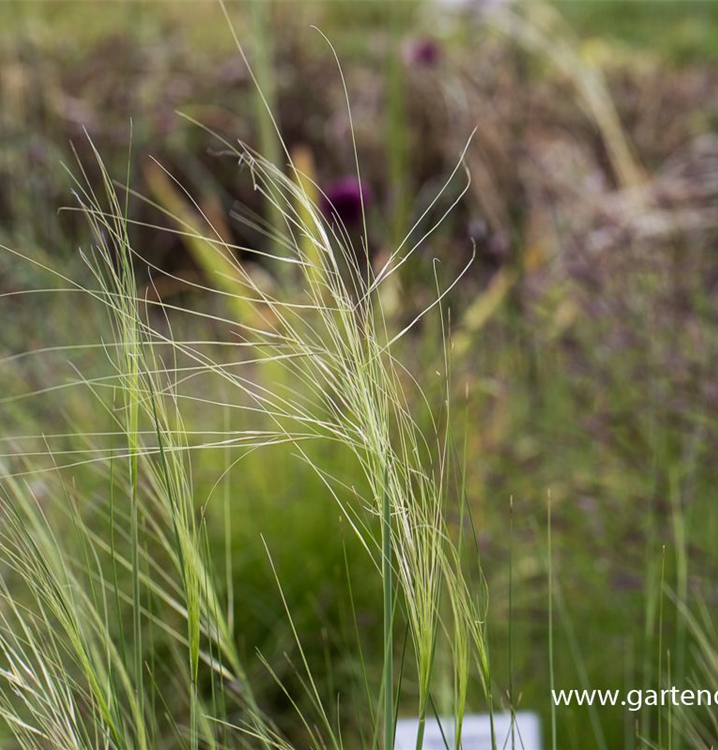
[321,177,373,227]
[403,37,442,68]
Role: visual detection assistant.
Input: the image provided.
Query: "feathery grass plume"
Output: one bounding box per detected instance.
[0,26,491,750]
[188,132,483,747]
[0,140,285,749]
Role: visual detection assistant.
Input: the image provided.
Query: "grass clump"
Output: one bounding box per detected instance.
[0,38,493,749]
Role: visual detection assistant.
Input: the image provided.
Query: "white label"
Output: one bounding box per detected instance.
[394,712,541,750]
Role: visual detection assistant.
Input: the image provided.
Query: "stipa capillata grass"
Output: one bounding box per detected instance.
[0,14,494,750]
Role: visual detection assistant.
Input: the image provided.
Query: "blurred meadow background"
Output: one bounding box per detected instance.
[1,1,718,749]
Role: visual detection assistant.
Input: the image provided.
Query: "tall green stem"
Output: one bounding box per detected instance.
[382,473,394,750]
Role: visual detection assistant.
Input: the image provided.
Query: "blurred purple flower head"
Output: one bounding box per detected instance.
[403,37,442,68]
[321,177,373,227]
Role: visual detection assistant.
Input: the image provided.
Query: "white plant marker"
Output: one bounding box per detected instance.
[394,711,541,750]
